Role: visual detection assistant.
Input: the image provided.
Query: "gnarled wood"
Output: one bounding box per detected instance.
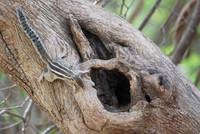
[0,0,200,133]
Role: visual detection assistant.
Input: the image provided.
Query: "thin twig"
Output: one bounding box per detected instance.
[4,111,26,122]
[120,0,126,16]
[158,0,185,46]
[0,120,22,131]
[0,109,6,115]
[123,0,135,18]
[0,110,25,131]
[0,91,11,105]
[0,96,29,110]
[0,84,16,91]
[173,0,197,48]
[139,0,162,30]
[195,66,200,86]
[171,0,200,64]
[22,99,33,132]
[41,124,57,134]
[0,99,33,131]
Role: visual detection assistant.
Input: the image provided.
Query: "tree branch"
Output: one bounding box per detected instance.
[138,0,162,30]
[195,66,200,86]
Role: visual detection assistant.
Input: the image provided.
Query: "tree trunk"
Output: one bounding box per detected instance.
[0,0,200,133]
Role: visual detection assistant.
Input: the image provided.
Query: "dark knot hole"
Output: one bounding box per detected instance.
[90,68,131,112]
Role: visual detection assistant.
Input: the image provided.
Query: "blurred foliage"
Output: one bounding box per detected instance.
[19,88,26,99]
[0,72,6,80]
[180,53,200,84]
[104,0,200,88]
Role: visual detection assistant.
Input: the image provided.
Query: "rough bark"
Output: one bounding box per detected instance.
[0,0,200,134]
